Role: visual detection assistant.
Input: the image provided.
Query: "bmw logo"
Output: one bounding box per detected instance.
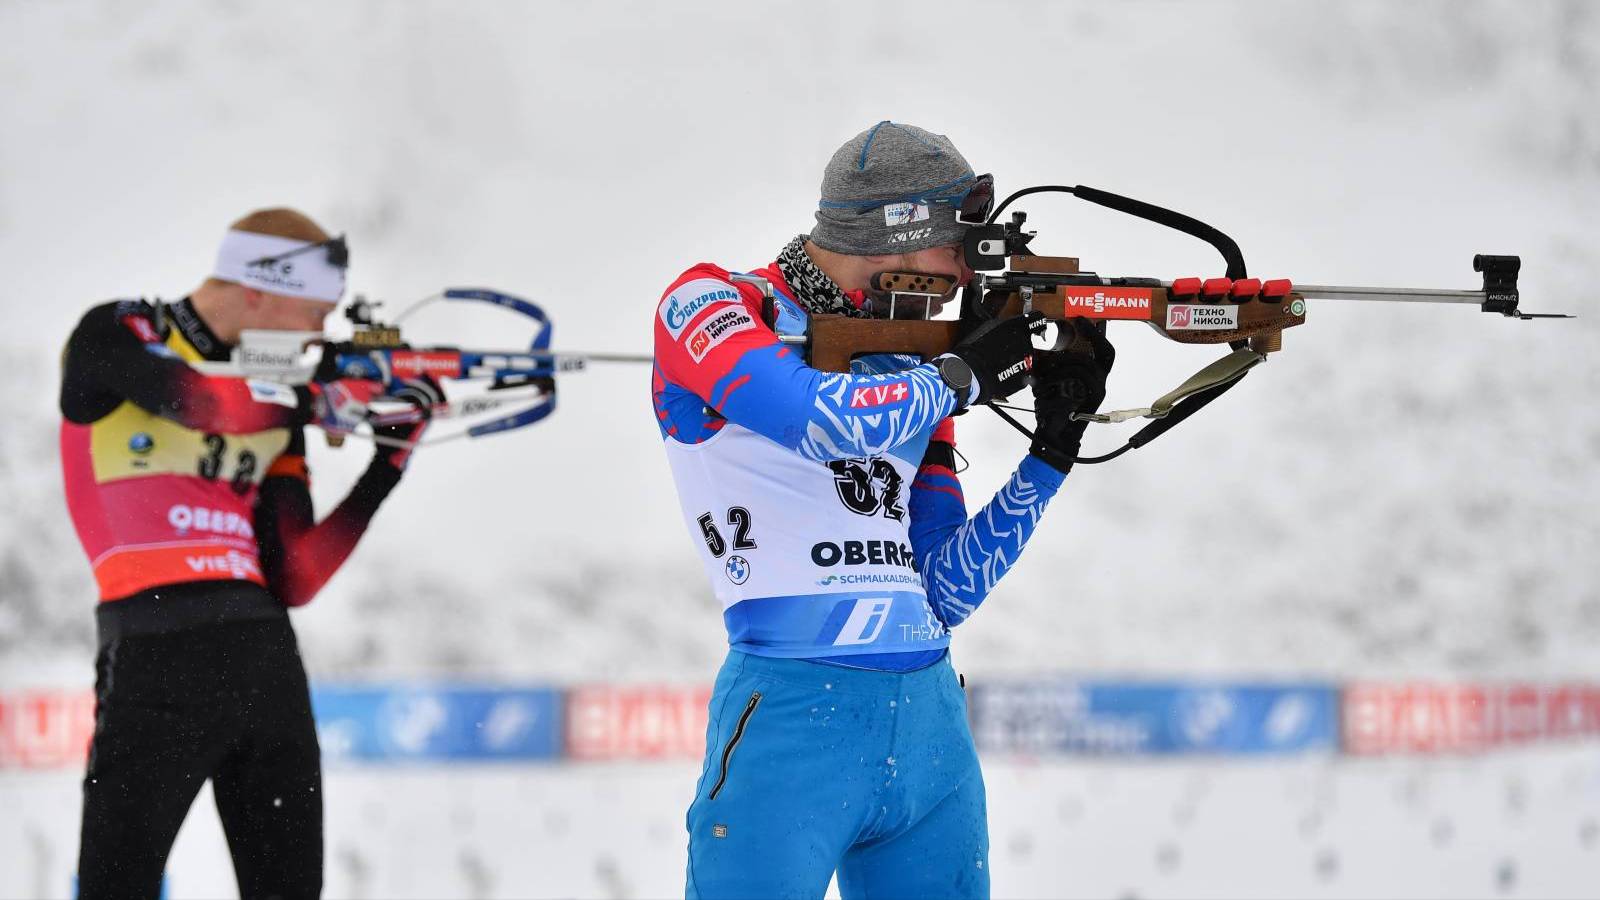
[725,555,750,585]
[128,432,154,455]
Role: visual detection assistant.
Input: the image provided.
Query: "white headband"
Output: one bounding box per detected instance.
[213,229,346,302]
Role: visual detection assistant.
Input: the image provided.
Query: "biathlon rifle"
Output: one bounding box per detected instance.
[195,287,650,446]
[794,184,1572,464]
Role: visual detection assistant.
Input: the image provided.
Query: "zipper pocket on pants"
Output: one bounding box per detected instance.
[709,691,762,800]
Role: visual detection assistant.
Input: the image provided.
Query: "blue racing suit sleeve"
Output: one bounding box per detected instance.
[913,453,1066,628]
[653,273,959,461]
[908,433,967,571]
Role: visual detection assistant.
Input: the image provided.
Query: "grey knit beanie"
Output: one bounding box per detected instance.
[811,121,977,256]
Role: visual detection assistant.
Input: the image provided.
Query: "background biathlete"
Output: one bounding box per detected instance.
[59,208,434,899]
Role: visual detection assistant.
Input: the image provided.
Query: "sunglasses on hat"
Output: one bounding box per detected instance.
[248,234,350,270]
[955,174,994,226]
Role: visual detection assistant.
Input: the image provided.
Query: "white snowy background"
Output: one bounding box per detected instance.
[1,1,1598,898]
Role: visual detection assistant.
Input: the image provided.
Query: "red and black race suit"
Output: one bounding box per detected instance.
[59,297,402,642]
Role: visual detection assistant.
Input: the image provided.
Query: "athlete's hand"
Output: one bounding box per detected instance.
[371,378,443,471]
[951,312,1045,405]
[307,378,384,434]
[1030,319,1115,473]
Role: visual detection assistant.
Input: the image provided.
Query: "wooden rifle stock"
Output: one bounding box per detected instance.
[807,317,961,373]
[804,255,1308,373]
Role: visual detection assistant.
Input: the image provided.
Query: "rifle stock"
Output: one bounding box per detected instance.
[807,317,961,373]
[805,255,1309,373]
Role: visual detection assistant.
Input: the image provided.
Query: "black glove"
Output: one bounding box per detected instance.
[1030,318,1116,473]
[371,378,443,471]
[949,311,1044,406]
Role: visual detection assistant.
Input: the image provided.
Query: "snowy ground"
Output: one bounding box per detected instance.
[5,746,1599,899]
[2,2,1599,898]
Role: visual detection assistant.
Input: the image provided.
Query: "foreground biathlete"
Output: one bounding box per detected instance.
[652,122,1115,899]
[59,208,431,899]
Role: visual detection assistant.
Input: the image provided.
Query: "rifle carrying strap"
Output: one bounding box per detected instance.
[1077,347,1266,424]
[989,347,1267,465]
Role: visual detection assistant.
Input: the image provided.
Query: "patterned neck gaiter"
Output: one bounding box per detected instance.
[776,235,872,319]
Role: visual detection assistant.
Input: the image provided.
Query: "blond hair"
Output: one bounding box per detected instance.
[230,207,329,242]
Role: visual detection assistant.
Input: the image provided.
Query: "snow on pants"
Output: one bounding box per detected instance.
[685,650,989,900]
[77,618,322,900]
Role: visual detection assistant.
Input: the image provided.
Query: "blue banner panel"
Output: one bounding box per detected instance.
[311,685,562,763]
[968,679,1339,756]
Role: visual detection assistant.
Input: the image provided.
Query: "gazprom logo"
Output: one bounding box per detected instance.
[659,278,741,340]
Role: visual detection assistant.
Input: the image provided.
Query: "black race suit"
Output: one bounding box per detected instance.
[60,297,402,899]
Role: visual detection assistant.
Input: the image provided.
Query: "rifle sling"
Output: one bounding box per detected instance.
[1085,347,1266,424]
[990,347,1266,465]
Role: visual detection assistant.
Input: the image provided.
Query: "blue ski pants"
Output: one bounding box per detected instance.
[685,650,989,899]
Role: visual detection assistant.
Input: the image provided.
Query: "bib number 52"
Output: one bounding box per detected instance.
[697,507,757,559]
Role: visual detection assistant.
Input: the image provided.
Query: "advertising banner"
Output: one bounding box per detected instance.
[0,689,95,769]
[968,679,1340,756]
[12,680,1600,767]
[1343,682,1600,755]
[565,684,713,760]
[313,685,563,763]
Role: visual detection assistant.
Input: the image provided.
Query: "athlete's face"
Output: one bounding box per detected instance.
[242,289,339,332]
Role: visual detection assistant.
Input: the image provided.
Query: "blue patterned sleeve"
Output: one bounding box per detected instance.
[916,454,1066,628]
[909,455,967,572]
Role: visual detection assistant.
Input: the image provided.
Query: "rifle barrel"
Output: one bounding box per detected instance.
[1289,285,1482,306]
